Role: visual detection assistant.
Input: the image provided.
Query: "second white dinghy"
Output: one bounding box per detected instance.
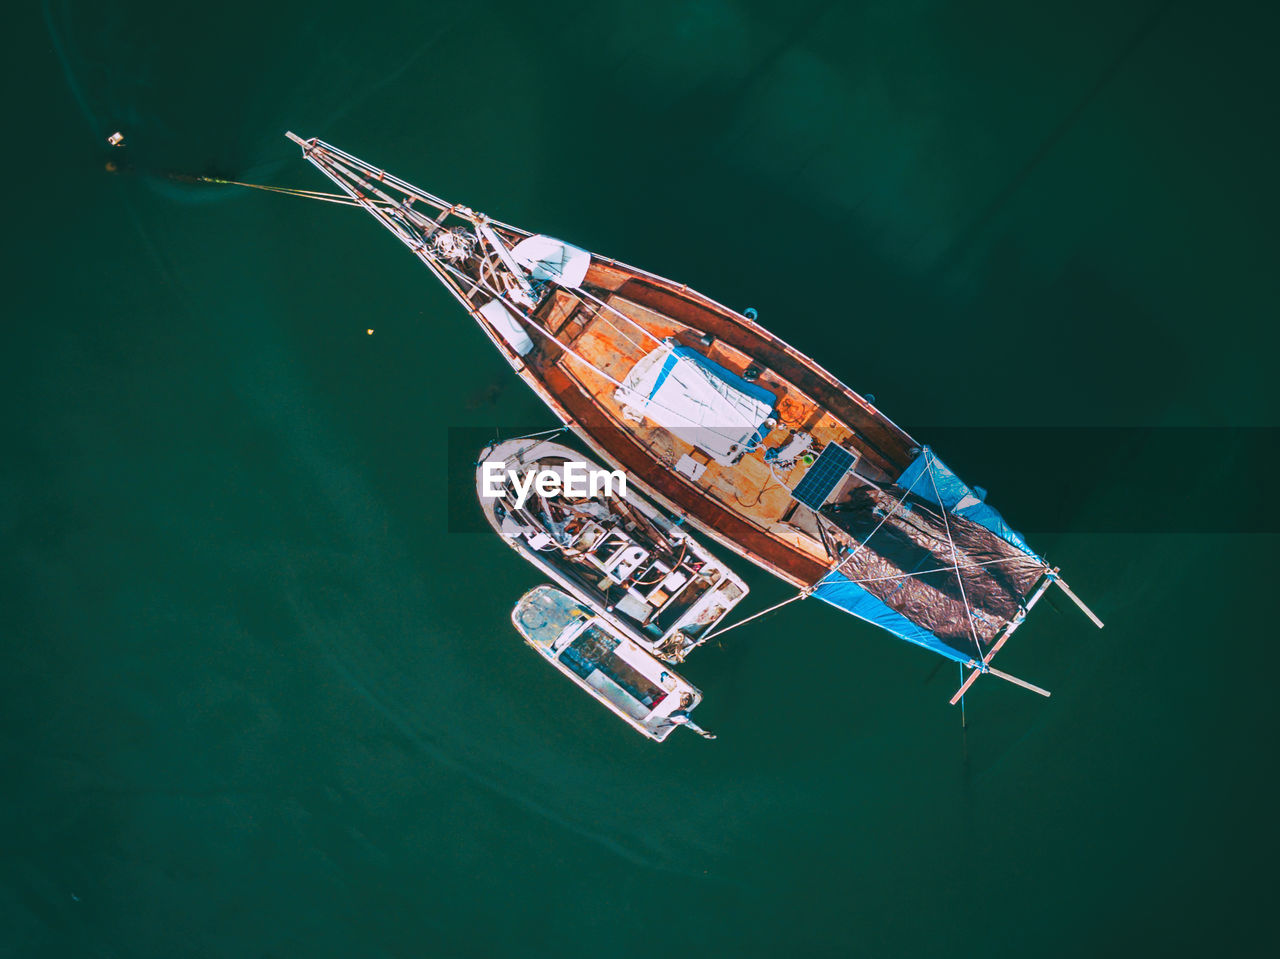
[512,585,714,742]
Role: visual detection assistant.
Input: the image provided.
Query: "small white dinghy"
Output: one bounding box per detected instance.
[512,585,715,742]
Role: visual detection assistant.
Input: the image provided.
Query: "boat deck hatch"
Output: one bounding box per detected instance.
[791,444,856,510]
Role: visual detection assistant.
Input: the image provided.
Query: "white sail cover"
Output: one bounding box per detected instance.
[614,344,776,465]
[511,235,590,288]
[478,298,534,356]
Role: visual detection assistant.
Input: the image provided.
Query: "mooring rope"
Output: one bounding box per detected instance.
[169,173,383,207]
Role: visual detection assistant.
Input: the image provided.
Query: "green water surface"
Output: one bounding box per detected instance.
[5,1,1277,956]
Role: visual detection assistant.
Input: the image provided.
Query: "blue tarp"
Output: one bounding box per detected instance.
[896,447,1041,561]
[812,570,972,663]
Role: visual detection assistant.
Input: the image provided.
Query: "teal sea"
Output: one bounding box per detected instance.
[5,1,1278,955]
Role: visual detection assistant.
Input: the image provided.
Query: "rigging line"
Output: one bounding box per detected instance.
[312,142,537,250]
[924,450,985,661]
[698,590,809,644]
[572,285,666,347]
[300,147,787,466]
[428,262,733,450]
[507,426,569,443]
[825,457,935,580]
[428,254,747,437]
[187,176,381,206]
[297,149,482,321]
[309,149,477,249]
[431,257,635,393]
[839,554,1040,587]
[306,148,436,221]
[302,139,455,211]
[298,149,490,305]
[306,134,617,242]
[217,181,349,199]
[471,234,651,356]
[296,141,721,427]
[580,300,649,353]
[306,141,661,350]
[309,153,493,295]
[438,274,712,443]
[303,151,665,404]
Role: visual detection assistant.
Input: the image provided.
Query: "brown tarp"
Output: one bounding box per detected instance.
[823,487,1047,657]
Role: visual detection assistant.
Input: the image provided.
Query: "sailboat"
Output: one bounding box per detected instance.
[286,133,1103,704]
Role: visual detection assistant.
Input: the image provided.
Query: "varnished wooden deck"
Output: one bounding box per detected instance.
[563,296,820,531]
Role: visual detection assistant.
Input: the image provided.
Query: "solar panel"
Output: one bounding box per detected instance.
[791,444,855,510]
